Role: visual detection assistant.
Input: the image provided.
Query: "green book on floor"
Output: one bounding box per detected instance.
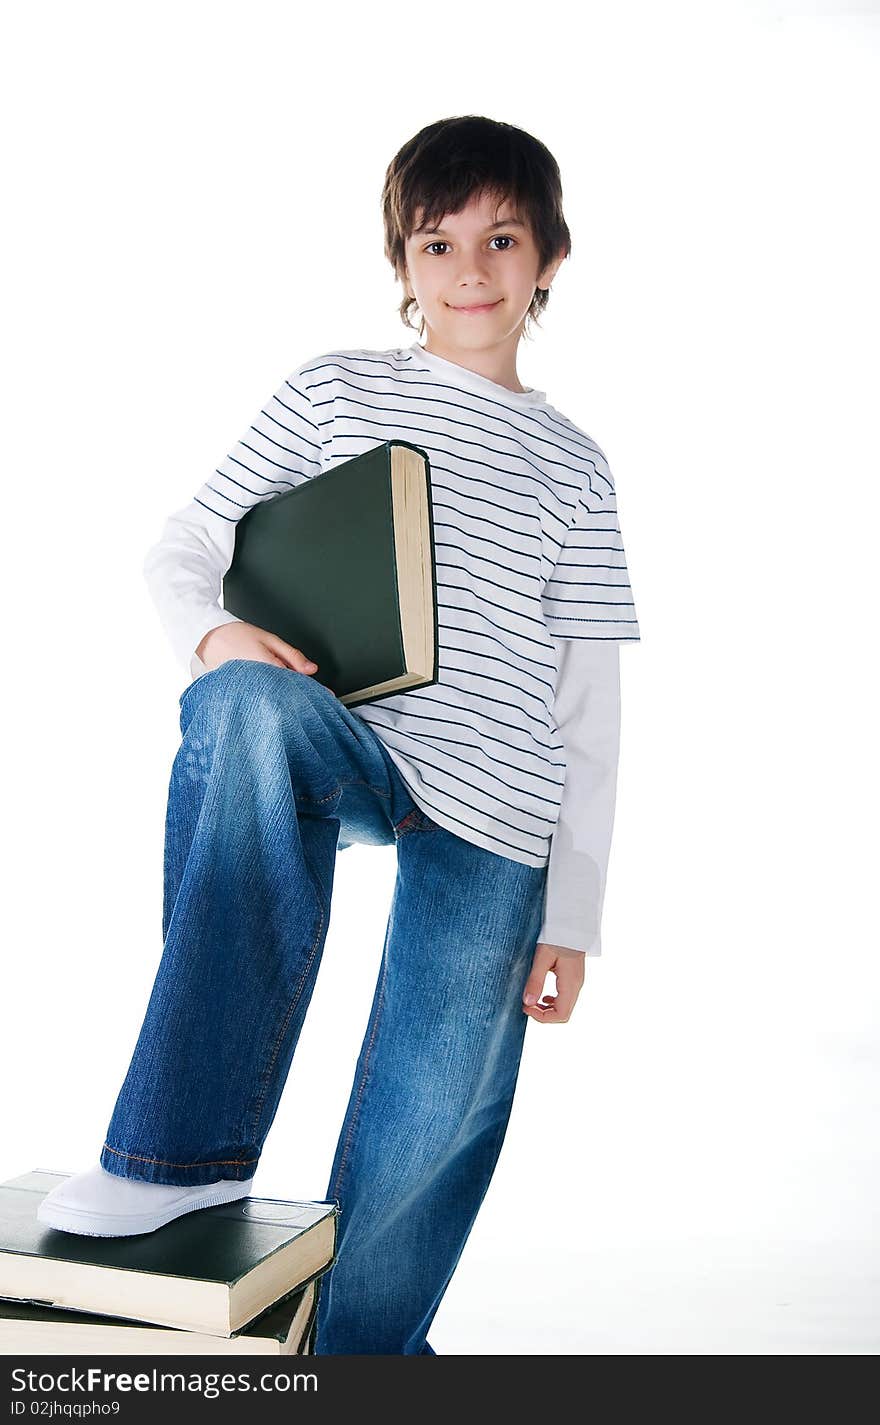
[0,1274,322,1355]
[0,1171,338,1340]
[221,439,440,708]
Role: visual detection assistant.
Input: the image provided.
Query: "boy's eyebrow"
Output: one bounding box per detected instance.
[413,217,527,237]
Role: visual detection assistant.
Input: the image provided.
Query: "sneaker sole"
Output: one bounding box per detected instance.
[36,1177,255,1238]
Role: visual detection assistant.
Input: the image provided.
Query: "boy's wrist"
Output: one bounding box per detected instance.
[195,624,227,660]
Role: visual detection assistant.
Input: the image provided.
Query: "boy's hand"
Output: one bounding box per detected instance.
[522,943,586,1023]
[197,622,320,675]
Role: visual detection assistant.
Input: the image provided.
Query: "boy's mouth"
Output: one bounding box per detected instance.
[447,299,502,314]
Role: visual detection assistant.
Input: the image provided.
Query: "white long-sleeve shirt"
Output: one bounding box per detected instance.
[538,640,621,957]
[143,345,640,955]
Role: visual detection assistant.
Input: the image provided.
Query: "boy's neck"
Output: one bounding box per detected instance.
[420,333,530,395]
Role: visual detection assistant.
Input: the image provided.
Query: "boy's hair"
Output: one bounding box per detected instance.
[382,115,572,341]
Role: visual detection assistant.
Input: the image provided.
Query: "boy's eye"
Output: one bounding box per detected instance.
[424,236,516,255]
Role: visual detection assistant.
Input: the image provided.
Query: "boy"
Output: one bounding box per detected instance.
[37,116,640,1354]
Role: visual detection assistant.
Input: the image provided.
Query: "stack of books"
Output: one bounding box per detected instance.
[0,1171,338,1356]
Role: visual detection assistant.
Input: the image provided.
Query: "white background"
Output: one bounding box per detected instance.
[2,0,877,1354]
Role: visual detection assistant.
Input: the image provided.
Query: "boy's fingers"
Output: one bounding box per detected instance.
[267,635,318,673]
[522,970,546,1007]
[524,945,585,1018]
[523,980,581,1023]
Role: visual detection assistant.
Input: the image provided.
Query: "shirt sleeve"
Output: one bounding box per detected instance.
[142,362,324,677]
[541,446,640,642]
[538,639,621,956]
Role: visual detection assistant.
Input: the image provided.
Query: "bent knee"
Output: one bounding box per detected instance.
[183,658,329,729]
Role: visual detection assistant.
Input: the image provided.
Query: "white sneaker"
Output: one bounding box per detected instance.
[36,1163,256,1238]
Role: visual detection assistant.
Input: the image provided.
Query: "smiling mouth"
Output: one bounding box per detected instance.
[448,299,502,312]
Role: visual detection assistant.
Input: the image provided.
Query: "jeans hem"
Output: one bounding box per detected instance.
[99,1142,259,1187]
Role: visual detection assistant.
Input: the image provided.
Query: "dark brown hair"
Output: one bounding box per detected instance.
[382,115,572,342]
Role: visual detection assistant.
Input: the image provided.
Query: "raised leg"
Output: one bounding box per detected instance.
[100,660,413,1187]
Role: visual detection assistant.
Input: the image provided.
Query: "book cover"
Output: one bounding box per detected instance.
[221,439,440,707]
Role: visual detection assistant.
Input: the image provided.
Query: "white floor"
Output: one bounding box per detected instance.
[439,1237,880,1355]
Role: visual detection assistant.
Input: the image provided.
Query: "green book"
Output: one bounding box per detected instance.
[221,439,440,708]
[0,1171,338,1340]
[0,1274,321,1356]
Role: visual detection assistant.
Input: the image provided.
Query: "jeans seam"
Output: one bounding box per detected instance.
[328,937,391,1202]
[295,777,395,806]
[295,788,342,806]
[244,901,327,1149]
[101,1143,259,1170]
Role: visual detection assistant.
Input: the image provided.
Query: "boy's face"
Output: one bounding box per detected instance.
[403,190,564,358]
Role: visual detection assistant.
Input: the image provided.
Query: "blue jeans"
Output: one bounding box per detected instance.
[99,660,548,1354]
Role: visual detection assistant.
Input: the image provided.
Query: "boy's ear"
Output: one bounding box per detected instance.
[538,247,567,289]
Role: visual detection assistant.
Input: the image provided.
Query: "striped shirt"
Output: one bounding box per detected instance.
[157,343,640,869]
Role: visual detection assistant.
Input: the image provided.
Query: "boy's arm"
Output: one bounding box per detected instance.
[142,364,324,679]
[537,640,621,957]
[143,500,245,680]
